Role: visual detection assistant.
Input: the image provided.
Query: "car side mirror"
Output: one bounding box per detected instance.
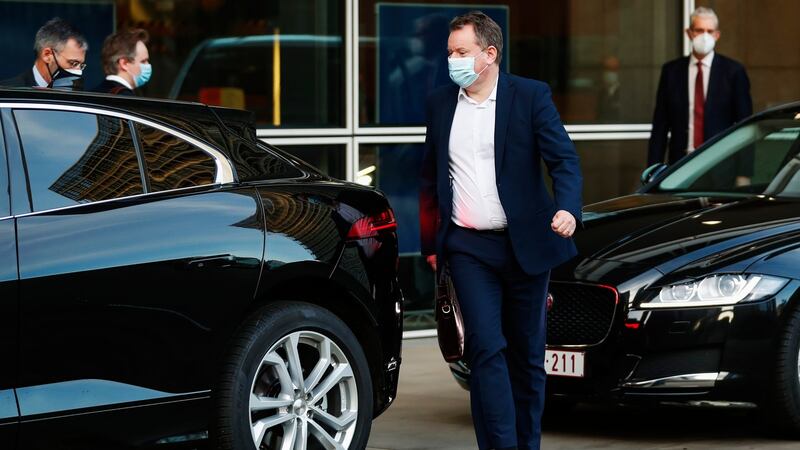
[641,163,668,186]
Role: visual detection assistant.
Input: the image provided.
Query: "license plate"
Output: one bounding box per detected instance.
[545,349,585,378]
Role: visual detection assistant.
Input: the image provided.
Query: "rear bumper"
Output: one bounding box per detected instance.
[375,358,401,416]
[373,286,403,417]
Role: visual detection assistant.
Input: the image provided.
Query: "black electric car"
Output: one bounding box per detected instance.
[451,101,800,435]
[0,88,402,449]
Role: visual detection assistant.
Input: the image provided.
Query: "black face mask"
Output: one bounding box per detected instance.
[47,55,84,90]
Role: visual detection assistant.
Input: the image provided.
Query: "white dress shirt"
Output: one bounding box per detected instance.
[687,51,713,153]
[448,75,508,230]
[106,75,134,90]
[32,66,48,87]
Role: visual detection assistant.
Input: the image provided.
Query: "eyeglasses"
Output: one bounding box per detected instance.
[53,49,87,71]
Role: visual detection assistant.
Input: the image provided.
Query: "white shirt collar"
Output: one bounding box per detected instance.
[458,73,499,105]
[32,66,48,87]
[106,74,134,90]
[690,51,715,68]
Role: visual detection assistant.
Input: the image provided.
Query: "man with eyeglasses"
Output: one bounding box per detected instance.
[0,17,88,90]
[648,7,752,176]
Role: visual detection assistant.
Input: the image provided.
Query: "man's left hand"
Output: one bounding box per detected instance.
[551,210,576,238]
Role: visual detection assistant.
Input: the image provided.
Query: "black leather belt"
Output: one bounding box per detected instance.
[456,225,507,234]
[479,228,508,234]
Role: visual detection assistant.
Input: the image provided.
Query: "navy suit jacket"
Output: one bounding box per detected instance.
[419,71,583,276]
[648,53,752,166]
[0,69,36,88]
[92,79,135,96]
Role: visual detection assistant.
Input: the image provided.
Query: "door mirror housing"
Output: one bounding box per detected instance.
[641,163,668,186]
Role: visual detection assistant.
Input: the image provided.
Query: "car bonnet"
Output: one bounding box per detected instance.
[571,194,800,276]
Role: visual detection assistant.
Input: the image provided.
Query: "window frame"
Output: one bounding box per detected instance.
[0,102,235,216]
[0,113,9,218]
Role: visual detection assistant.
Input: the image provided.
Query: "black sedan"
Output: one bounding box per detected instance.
[451,101,800,435]
[0,88,402,449]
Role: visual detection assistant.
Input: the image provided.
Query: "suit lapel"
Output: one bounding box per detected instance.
[706,54,723,112]
[678,57,690,128]
[437,86,459,172]
[494,72,513,179]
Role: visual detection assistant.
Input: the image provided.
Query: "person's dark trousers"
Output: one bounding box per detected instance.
[444,224,549,450]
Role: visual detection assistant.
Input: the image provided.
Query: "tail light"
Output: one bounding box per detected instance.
[347,209,397,239]
[624,321,641,330]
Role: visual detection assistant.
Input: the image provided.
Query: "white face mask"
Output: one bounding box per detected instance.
[692,32,716,56]
[448,51,489,88]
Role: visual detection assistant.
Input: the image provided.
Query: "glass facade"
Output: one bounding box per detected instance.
[0,0,346,128]
[358,0,681,126]
[359,143,431,330]
[577,140,649,205]
[159,0,346,128]
[4,0,773,330]
[698,0,800,111]
[282,144,348,180]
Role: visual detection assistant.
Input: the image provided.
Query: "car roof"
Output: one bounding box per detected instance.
[0,87,259,145]
[201,34,342,49]
[0,86,210,115]
[751,100,800,118]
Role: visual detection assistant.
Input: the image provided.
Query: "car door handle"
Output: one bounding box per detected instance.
[187,254,237,269]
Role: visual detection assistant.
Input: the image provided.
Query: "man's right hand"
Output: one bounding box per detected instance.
[426,255,437,271]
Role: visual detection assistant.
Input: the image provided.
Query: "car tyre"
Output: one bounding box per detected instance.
[762,304,800,437]
[213,301,373,449]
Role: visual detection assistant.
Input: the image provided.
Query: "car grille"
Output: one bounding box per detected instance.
[547,282,618,346]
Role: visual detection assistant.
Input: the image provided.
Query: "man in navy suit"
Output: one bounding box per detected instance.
[0,17,87,90]
[419,11,582,450]
[648,6,752,176]
[92,28,152,96]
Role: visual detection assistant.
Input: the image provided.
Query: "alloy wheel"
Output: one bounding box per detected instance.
[249,330,358,449]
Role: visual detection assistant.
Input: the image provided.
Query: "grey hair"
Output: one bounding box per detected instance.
[33,17,88,55]
[690,6,719,30]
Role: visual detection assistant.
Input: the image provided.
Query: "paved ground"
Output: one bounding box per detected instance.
[367,338,800,450]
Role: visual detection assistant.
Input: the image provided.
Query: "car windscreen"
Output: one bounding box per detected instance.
[653,112,800,197]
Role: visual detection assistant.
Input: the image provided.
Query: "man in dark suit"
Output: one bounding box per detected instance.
[419,11,582,450]
[0,17,87,90]
[648,6,752,175]
[93,28,151,95]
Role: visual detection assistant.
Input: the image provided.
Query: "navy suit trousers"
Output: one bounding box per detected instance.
[445,225,549,450]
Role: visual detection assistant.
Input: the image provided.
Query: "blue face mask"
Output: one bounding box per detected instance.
[134,63,152,88]
[448,51,489,88]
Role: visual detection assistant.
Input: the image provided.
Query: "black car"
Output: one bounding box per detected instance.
[451,102,800,435]
[0,88,402,449]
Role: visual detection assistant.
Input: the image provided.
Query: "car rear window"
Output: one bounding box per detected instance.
[135,123,217,192]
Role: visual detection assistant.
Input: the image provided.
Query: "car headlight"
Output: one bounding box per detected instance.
[640,274,788,308]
